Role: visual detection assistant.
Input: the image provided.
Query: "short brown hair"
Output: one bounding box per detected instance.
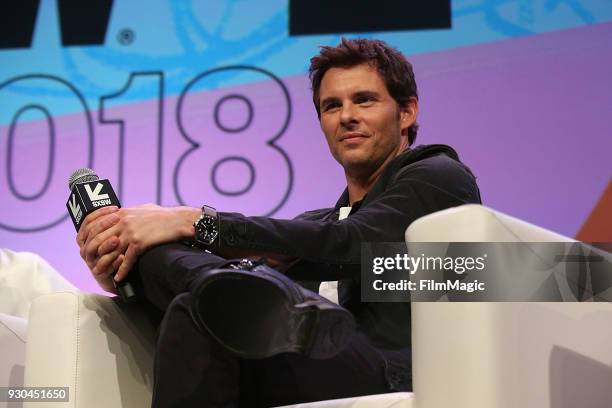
[309,38,419,145]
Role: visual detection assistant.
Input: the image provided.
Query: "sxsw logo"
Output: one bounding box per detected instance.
[0,0,113,49]
[68,193,82,223]
[66,180,118,231]
[84,183,112,207]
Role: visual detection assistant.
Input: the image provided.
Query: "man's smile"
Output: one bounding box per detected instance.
[339,132,370,142]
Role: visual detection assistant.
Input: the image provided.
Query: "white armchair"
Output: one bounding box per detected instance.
[24,293,156,408]
[406,204,612,408]
[0,248,76,408]
[22,205,612,407]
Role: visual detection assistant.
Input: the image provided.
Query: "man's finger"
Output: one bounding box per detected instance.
[83,212,121,260]
[114,245,139,282]
[76,206,119,247]
[92,249,122,277]
[84,224,120,264]
[84,212,120,248]
[112,254,125,272]
[98,236,122,257]
[77,206,119,245]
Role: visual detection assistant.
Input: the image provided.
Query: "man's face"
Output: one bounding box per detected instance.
[318,63,417,177]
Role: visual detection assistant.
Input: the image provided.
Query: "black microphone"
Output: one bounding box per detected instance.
[66,168,136,302]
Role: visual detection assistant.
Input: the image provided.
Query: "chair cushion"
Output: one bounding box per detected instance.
[0,248,77,318]
[277,392,414,408]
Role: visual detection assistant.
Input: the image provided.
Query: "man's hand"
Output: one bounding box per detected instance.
[76,204,199,289]
[74,206,120,292]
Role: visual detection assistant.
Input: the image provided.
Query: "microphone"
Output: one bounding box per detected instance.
[66,168,136,302]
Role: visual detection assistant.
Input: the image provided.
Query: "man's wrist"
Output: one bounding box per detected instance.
[177,206,201,241]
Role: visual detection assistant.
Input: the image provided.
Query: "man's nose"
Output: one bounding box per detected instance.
[339,103,359,126]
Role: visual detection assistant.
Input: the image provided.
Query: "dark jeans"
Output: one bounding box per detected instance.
[133,243,397,408]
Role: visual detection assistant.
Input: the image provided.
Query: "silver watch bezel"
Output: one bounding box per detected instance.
[193,205,219,247]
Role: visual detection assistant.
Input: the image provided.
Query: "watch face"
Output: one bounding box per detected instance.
[196,215,218,245]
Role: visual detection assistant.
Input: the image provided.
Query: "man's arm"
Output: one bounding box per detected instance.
[77,204,296,286]
[79,154,479,285]
[77,204,199,286]
[216,154,481,276]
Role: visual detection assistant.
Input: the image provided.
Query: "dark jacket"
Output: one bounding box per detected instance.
[218,144,482,387]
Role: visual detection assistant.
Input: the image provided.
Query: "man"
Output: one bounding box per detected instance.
[78,38,481,407]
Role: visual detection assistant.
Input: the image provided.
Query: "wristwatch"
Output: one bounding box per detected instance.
[193,205,219,248]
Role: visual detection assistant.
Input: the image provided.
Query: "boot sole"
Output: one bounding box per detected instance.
[191,270,355,359]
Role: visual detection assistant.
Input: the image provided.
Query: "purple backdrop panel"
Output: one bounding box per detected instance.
[0,75,345,293]
[412,22,612,235]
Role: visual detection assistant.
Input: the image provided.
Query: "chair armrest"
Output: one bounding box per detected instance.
[0,313,27,396]
[406,205,612,408]
[24,292,156,408]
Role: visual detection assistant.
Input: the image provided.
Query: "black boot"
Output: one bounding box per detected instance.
[190,259,356,360]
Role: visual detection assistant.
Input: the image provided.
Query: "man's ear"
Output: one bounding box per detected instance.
[399,97,418,134]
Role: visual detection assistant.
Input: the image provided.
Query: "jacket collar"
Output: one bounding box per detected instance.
[332,144,462,212]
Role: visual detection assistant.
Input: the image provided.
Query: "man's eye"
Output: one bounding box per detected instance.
[323,103,340,111]
[356,96,375,105]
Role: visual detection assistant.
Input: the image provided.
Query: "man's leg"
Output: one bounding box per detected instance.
[154,293,400,408]
[132,242,227,311]
[152,292,242,408]
[240,332,403,407]
[131,244,405,406]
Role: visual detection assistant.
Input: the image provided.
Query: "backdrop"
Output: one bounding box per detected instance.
[1,0,611,292]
